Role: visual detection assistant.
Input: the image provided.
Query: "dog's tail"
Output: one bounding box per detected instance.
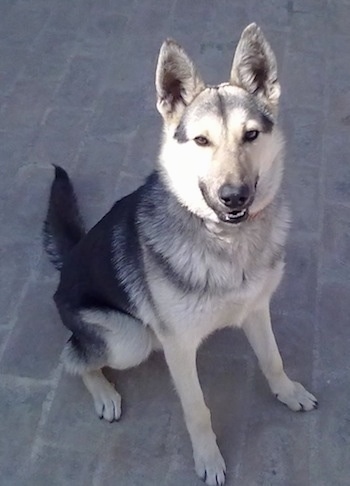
[43,166,85,271]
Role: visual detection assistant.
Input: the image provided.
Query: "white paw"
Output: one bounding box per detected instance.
[194,443,226,486]
[92,382,122,422]
[275,380,318,412]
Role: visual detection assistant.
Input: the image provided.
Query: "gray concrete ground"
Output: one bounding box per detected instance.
[0,0,349,484]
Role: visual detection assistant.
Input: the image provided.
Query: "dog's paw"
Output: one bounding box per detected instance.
[275,380,318,412]
[194,443,226,486]
[92,383,122,422]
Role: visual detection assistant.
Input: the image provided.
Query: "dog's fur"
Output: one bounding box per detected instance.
[43,24,317,486]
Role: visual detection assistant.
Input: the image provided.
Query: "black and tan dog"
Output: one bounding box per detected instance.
[44,24,317,486]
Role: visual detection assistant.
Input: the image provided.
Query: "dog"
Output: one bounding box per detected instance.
[43,23,318,486]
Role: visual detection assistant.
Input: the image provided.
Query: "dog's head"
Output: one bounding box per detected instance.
[155,24,284,225]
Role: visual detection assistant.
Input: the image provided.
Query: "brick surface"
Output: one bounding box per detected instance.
[284,164,320,234]
[0,129,37,190]
[28,445,99,486]
[28,107,91,166]
[0,279,66,379]
[281,107,324,168]
[23,29,76,83]
[0,46,28,99]
[289,8,328,53]
[55,55,106,110]
[0,241,41,327]
[0,0,51,48]
[324,137,350,206]
[281,49,326,110]
[0,376,49,484]
[90,89,151,139]
[73,137,128,205]
[310,281,350,486]
[0,166,55,244]
[273,234,319,315]
[321,204,350,283]
[1,1,349,485]
[0,329,8,350]
[0,77,58,131]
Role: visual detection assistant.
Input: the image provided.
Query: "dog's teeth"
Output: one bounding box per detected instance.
[225,208,247,221]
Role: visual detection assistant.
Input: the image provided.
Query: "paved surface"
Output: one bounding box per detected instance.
[1,0,350,485]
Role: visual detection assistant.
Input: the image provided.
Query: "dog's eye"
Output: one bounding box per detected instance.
[194,136,210,146]
[243,130,259,142]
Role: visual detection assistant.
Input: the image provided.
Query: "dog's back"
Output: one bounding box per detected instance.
[44,166,148,317]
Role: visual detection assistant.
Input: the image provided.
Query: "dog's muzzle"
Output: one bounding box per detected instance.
[200,181,256,225]
[218,183,253,223]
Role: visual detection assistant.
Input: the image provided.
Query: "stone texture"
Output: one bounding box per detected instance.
[0,166,56,245]
[0,77,58,131]
[273,234,318,316]
[310,281,350,486]
[54,55,106,109]
[28,107,91,166]
[0,376,49,484]
[321,204,350,283]
[0,279,66,379]
[28,445,99,486]
[0,241,41,327]
[281,106,324,168]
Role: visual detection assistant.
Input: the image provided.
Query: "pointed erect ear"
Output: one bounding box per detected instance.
[155,39,205,122]
[230,23,280,109]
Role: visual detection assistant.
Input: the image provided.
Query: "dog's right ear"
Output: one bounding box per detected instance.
[155,39,205,123]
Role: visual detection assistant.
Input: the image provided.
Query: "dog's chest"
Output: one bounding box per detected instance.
[173,225,277,295]
[148,228,284,336]
[150,259,282,341]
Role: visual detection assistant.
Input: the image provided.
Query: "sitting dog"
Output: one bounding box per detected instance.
[43,23,317,486]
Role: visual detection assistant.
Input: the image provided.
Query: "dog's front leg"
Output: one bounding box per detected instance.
[243,303,318,411]
[160,336,226,486]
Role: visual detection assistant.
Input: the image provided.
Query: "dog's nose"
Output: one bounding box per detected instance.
[218,183,251,210]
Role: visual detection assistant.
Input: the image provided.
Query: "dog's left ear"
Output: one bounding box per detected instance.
[155,39,205,122]
[230,23,280,110]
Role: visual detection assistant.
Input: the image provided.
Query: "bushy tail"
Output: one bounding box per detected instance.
[43,166,85,270]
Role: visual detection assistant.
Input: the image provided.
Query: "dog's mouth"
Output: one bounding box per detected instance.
[220,208,249,224]
[199,181,254,225]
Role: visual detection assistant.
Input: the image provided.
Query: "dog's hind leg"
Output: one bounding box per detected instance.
[62,332,123,422]
[60,307,158,422]
[242,303,318,412]
[82,369,122,422]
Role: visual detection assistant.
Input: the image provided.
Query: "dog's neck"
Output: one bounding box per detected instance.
[248,208,264,221]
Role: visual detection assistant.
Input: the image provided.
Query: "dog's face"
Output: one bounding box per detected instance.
[155,24,284,225]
